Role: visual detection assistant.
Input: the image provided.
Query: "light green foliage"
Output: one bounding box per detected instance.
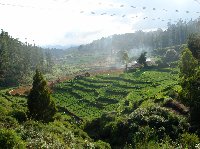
[179,132,199,148]
[0,87,109,148]
[0,129,25,149]
[179,48,198,78]
[28,69,57,122]
[53,68,180,120]
[179,47,200,123]
[117,50,130,71]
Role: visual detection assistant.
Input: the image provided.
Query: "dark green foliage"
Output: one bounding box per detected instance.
[137,52,147,66]
[188,33,200,61]
[179,47,200,123]
[45,51,54,73]
[84,112,129,147]
[128,106,188,140]
[85,106,189,148]
[0,129,25,149]
[28,69,57,122]
[11,110,27,123]
[0,30,54,86]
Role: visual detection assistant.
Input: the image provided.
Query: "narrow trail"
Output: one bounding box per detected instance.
[9,67,124,96]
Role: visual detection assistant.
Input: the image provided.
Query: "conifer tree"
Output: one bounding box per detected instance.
[27,69,57,122]
[137,52,147,67]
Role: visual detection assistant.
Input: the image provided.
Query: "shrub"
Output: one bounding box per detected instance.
[0,116,19,129]
[128,106,189,140]
[11,110,27,122]
[19,120,73,148]
[164,49,178,63]
[156,59,168,68]
[179,132,199,148]
[94,140,111,149]
[0,129,25,149]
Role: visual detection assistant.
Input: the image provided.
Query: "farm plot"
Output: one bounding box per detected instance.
[52,68,179,120]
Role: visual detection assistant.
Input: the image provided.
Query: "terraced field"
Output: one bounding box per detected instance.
[52,68,180,120]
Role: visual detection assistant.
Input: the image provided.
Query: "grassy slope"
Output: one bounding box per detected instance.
[0,88,110,148]
[52,67,180,120]
[0,67,195,148]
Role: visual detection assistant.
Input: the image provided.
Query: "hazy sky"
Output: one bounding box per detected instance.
[0,0,200,47]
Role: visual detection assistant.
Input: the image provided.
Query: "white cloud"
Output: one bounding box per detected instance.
[0,0,199,46]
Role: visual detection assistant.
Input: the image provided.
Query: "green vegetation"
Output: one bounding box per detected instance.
[0,88,111,148]
[179,35,200,125]
[188,33,200,61]
[52,67,178,120]
[137,52,147,66]
[0,129,25,149]
[0,30,55,86]
[28,69,57,122]
[1,19,200,148]
[117,50,130,71]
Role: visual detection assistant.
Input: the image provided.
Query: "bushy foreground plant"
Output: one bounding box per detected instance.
[85,106,189,148]
[0,129,25,149]
[179,132,199,148]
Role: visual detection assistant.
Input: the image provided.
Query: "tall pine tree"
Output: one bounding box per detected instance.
[27,69,57,122]
[137,52,147,67]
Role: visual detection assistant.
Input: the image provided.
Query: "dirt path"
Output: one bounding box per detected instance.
[9,67,124,96]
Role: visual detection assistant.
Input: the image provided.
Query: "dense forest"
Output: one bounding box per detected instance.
[1,16,200,148]
[0,30,56,86]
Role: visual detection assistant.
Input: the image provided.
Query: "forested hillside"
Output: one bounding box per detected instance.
[0,30,55,86]
[72,18,200,56]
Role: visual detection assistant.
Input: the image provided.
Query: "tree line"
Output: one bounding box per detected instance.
[0,30,54,86]
[76,18,200,54]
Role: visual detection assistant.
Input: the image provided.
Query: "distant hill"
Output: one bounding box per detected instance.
[65,18,200,57]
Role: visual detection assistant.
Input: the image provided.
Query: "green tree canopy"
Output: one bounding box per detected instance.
[179,48,198,78]
[179,48,200,123]
[188,33,200,61]
[117,50,129,71]
[27,69,57,122]
[137,52,147,66]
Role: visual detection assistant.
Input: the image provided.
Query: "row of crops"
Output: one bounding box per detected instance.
[52,68,179,120]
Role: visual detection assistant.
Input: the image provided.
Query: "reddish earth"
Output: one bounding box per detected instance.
[9,68,124,96]
[9,86,31,96]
